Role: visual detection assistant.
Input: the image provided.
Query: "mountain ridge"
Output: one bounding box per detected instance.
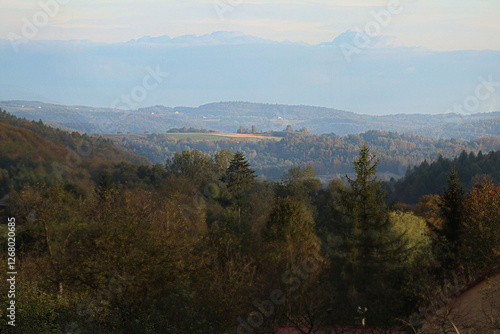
[2,31,499,114]
[1,100,498,140]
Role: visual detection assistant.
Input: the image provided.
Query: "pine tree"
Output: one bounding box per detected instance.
[220,152,257,227]
[439,167,465,248]
[437,166,465,276]
[331,142,406,325]
[221,151,256,194]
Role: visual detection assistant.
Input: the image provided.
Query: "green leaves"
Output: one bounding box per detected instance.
[263,198,318,266]
[165,149,215,183]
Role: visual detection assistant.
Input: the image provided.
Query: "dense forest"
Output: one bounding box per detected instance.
[0,111,499,333]
[386,150,500,204]
[0,109,147,199]
[103,128,500,180]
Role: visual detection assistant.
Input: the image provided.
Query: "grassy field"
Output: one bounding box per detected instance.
[103,132,282,142]
[167,132,282,141]
[166,133,236,141]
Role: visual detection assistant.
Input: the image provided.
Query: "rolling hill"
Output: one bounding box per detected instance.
[1,32,499,115]
[0,109,147,197]
[1,100,499,140]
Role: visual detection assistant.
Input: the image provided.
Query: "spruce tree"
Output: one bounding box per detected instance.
[220,152,257,227]
[221,151,256,194]
[437,167,465,276]
[331,143,406,326]
[439,167,465,248]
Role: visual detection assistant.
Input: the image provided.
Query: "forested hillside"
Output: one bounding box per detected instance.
[104,129,500,180]
[387,149,500,204]
[1,141,498,333]
[0,109,147,197]
[0,110,499,333]
[1,100,499,139]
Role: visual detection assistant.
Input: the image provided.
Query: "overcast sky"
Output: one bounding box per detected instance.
[1,0,499,51]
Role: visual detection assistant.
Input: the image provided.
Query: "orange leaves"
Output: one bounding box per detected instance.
[461,179,500,276]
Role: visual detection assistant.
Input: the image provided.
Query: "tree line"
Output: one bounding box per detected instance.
[386,149,500,204]
[106,128,500,180]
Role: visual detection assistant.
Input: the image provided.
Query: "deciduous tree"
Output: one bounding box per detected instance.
[461,179,500,278]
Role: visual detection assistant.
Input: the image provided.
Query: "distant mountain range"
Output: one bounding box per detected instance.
[129,31,287,46]
[1,30,499,115]
[1,100,498,140]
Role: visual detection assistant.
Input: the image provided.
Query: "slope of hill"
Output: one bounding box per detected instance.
[386,150,500,204]
[0,109,148,197]
[1,100,499,140]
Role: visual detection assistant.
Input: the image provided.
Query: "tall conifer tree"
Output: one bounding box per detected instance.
[330,143,406,325]
[221,151,256,194]
[437,167,465,277]
[439,167,465,248]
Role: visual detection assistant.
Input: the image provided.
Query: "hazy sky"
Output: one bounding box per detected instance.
[1,0,499,51]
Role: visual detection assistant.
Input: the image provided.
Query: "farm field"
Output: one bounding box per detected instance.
[102,132,283,142]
